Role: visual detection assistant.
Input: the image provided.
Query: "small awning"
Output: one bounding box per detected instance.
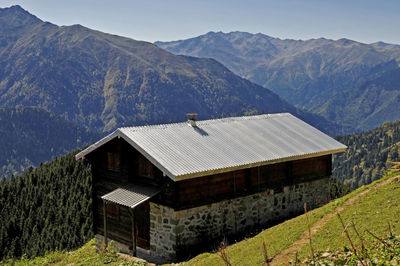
[101,184,160,209]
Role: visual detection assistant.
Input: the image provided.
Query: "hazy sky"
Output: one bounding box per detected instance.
[2,0,400,44]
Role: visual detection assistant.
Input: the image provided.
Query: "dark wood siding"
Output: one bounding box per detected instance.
[89,138,164,185]
[88,138,167,249]
[96,201,132,246]
[292,155,330,181]
[93,181,151,249]
[175,155,331,209]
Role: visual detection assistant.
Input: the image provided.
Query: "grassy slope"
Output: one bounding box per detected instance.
[184,169,400,265]
[297,169,400,259]
[0,239,144,266]
[2,169,399,265]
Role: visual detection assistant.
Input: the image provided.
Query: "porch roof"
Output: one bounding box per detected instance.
[101,183,160,209]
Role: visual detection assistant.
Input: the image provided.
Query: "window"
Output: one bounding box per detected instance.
[138,157,154,178]
[107,152,120,172]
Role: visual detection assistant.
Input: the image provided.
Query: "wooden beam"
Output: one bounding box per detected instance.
[233,172,236,195]
[129,208,137,256]
[327,154,332,176]
[103,200,108,247]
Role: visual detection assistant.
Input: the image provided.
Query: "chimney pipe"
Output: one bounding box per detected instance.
[187,113,198,127]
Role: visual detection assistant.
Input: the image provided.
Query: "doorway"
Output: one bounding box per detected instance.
[135,201,150,249]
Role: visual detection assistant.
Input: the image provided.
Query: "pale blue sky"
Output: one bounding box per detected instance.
[2,0,400,44]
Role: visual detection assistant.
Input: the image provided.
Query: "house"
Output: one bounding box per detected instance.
[75,113,346,263]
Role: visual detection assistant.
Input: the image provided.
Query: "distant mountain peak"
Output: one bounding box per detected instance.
[0,5,42,27]
[1,5,39,19]
[5,4,25,11]
[370,41,400,48]
[335,38,358,46]
[373,41,389,46]
[156,31,400,132]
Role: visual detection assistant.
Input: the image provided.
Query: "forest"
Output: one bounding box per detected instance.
[333,120,400,188]
[0,151,93,260]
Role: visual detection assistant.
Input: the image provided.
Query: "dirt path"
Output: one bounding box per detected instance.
[270,174,400,265]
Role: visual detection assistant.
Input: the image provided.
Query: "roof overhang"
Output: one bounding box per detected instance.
[75,129,177,180]
[173,147,346,181]
[101,183,160,209]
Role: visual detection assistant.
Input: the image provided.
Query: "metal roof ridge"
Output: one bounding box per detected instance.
[119,113,291,132]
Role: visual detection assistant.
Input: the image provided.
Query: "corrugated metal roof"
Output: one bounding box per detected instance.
[101,184,160,208]
[76,113,346,181]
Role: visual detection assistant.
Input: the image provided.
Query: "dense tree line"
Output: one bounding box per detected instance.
[0,151,93,260]
[333,120,400,188]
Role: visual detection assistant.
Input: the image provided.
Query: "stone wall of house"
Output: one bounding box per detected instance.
[171,177,330,254]
[149,202,177,261]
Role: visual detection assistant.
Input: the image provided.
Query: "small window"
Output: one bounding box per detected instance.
[138,157,154,178]
[107,152,120,172]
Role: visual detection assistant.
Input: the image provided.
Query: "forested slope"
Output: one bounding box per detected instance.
[0,151,92,260]
[333,120,400,188]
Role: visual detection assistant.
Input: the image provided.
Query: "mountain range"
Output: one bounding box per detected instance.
[0,5,346,177]
[0,6,339,135]
[156,31,400,131]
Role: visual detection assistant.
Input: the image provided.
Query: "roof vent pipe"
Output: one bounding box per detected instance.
[187,113,198,127]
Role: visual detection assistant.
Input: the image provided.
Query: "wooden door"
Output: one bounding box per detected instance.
[135,201,150,249]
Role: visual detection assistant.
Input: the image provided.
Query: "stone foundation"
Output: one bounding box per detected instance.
[174,178,329,251]
[149,202,177,261]
[149,177,330,261]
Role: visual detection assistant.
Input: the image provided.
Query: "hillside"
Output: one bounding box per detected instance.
[184,168,400,265]
[333,119,400,188]
[3,167,399,265]
[156,31,400,131]
[0,107,99,178]
[314,67,400,130]
[0,239,145,266]
[0,150,93,260]
[0,6,341,135]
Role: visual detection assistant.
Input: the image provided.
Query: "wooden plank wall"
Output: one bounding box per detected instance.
[93,182,150,249]
[176,155,331,209]
[96,200,133,247]
[88,138,164,249]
